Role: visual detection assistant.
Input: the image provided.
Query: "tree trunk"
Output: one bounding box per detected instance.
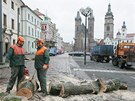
[49,79,127,98]
[49,80,100,98]
[16,78,38,99]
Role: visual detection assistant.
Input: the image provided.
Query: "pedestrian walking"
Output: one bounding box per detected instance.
[5,36,28,94]
[34,39,50,97]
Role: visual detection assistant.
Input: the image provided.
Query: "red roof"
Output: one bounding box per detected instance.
[126,33,135,38]
[33,9,45,16]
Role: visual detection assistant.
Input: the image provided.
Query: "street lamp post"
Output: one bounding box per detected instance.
[80,7,92,65]
[0,0,3,64]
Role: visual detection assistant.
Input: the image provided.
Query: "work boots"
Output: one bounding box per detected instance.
[5,90,10,95]
[42,93,46,97]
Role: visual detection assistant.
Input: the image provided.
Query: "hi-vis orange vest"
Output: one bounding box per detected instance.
[10,44,25,67]
[35,46,49,69]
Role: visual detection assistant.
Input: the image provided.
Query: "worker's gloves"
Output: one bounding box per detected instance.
[43,64,48,70]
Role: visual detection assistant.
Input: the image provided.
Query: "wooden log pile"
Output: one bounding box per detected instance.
[15,76,128,99]
[49,79,128,98]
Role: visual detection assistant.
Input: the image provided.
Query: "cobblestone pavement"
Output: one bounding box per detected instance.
[1,53,135,101]
[0,53,91,100]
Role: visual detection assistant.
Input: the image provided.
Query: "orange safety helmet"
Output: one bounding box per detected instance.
[37,39,44,43]
[36,39,44,47]
[17,36,25,42]
[17,36,24,46]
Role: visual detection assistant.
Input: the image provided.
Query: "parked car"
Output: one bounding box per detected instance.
[49,47,57,56]
[68,51,84,56]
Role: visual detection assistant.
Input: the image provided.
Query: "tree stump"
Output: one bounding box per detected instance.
[16,77,38,99]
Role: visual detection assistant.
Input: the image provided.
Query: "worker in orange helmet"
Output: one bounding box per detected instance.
[5,36,28,94]
[36,39,44,48]
[17,36,25,46]
[34,38,50,97]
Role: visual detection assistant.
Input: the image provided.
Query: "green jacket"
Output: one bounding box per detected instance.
[35,46,50,69]
[6,44,25,67]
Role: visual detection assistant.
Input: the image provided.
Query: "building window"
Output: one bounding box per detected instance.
[32,28,34,36]
[37,31,39,37]
[11,1,14,10]
[35,43,36,48]
[28,14,30,20]
[41,24,47,31]
[18,23,20,32]
[32,16,33,22]
[11,19,14,29]
[28,26,30,35]
[13,40,15,44]
[107,26,110,31]
[3,0,7,3]
[3,14,7,27]
[32,42,34,48]
[35,19,36,24]
[37,21,39,25]
[18,8,20,15]
[35,30,36,37]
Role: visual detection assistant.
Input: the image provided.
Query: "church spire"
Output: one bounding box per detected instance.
[108,3,111,13]
[75,11,81,21]
[105,3,113,17]
[122,21,126,28]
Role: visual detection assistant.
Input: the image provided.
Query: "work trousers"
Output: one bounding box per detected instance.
[6,66,24,91]
[36,68,47,94]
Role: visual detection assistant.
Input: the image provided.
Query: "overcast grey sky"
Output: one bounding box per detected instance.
[22,0,135,43]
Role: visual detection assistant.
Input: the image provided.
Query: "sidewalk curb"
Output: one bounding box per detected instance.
[0,63,9,69]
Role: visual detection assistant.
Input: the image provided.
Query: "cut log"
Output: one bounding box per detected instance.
[49,80,100,98]
[16,77,38,99]
[99,79,128,93]
[59,80,100,98]
[48,81,63,96]
[49,79,128,98]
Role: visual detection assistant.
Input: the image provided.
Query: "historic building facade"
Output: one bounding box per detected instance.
[104,3,114,39]
[74,11,95,52]
[2,0,24,55]
[21,6,42,54]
